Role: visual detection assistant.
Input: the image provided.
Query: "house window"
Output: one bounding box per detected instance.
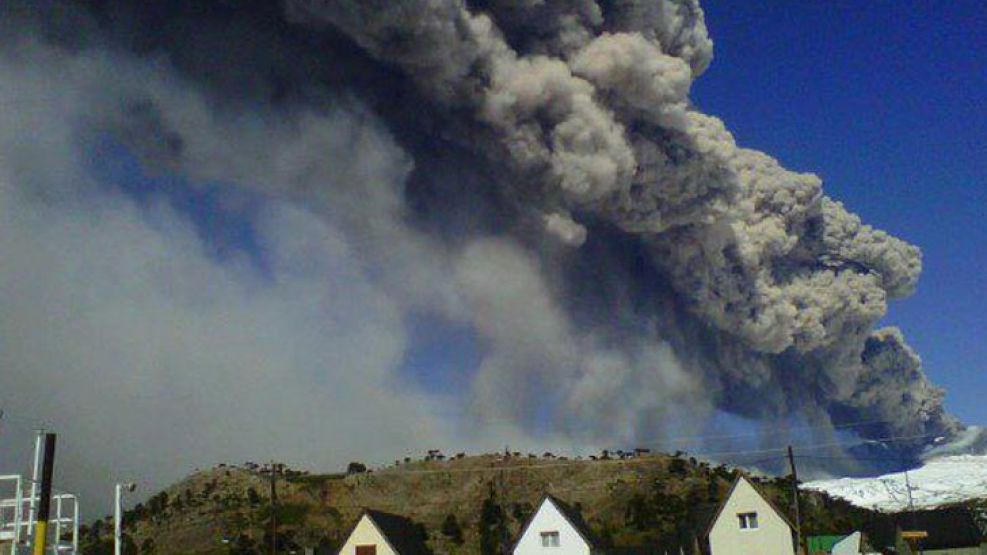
[540,531,560,547]
[356,545,377,555]
[738,512,759,530]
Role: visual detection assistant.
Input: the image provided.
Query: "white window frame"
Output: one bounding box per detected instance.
[540,531,560,547]
[737,512,759,530]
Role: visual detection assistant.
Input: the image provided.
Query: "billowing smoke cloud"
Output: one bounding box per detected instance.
[283,0,953,442]
[0,0,961,506]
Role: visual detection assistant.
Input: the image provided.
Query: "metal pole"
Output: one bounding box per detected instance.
[12,475,22,555]
[32,433,56,555]
[27,429,43,539]
[73,496,80,555]
[904,470,923,555]
[55,495,63,552]
[787,445,802,555]
[114,484,122,555]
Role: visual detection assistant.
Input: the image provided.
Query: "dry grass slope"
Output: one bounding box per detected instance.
[79,452,883,555]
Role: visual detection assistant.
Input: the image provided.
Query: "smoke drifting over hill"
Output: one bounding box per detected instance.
[0,0,963,503]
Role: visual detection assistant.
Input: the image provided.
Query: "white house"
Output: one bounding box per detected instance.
[701,475,796,555]
[513,495,597,555]
[337,509,431,555]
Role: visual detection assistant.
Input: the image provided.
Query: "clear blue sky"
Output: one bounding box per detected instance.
[691,2,987,424]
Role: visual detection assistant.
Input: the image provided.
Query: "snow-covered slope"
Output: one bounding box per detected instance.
[804,455,987,512]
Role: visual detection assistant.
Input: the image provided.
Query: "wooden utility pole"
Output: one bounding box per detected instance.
[904,470,924,555]
[787,445,803,554]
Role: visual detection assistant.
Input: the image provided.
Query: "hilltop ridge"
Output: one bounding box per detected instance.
[79,450,891,554]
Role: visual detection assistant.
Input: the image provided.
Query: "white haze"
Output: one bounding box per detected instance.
[0,24,631,510]
[0,39,447,506]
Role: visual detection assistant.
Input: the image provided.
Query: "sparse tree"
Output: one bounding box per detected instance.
[121,533,138,555]
[441,514,464,545]
[479,487,508,555]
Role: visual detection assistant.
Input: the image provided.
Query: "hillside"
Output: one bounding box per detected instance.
[79,451,889,555]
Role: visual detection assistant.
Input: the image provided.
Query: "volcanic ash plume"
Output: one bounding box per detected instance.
[0,0,961,470]
[283,0,954,446]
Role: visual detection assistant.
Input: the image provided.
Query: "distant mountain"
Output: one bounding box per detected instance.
[804,455,987,512]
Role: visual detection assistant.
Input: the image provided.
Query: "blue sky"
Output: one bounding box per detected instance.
[692,2,987,424]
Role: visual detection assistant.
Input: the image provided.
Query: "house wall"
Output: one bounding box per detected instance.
[338,515,398,555]
[514,499,591,555]
[708,478,795,555]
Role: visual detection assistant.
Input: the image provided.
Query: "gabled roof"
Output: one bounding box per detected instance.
[703,474,795,537]
[338,509,431,555]
[512,494,598,553]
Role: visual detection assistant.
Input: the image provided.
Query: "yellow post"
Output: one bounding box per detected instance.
[32,521,48,555]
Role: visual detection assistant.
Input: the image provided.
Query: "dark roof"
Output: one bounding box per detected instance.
[549,494,599,546]
[362,510,431,555]
[512,494,598,553]
[899,506,984,550]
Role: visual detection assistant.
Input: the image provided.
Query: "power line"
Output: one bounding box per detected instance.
[0,407,50,426]
[795,453,984,464]
[617,417,900,449]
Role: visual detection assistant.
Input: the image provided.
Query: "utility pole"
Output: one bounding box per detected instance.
[115,483,137,555]
[904,469,916,513]
[904,470,923,555]
[787,445,802,555]
[28,429,44,539]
